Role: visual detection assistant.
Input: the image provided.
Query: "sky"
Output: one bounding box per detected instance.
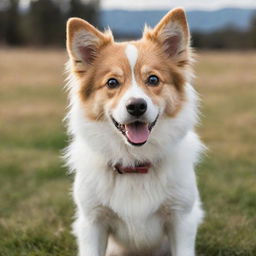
[100,0,256,10]
[17,0,256,11]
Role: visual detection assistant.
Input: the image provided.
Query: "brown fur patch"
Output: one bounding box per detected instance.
[133,39,186,117]
[77,42,133,120]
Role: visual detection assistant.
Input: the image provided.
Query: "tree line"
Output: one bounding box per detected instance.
[0,0,99,46]
[0,0,255,49]
[192,17,256,49]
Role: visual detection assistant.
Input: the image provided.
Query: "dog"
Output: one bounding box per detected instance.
[64,7,204,256]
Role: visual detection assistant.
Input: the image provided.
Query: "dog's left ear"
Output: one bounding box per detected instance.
[144,8,190,66]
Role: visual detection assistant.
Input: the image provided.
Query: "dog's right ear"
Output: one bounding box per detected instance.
[143,8,190,67]
[66,18,113,65]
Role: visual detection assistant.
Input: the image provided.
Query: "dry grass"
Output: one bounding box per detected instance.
[0,48,255,256]
[194,51,256,255]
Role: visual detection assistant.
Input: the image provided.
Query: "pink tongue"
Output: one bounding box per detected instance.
[125,123,150,144]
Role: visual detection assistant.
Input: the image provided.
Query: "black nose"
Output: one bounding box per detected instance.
[126,98,147,117]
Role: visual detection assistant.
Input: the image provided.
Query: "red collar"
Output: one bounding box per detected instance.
[114,162,151,174]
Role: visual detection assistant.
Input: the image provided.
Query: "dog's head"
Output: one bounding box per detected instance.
[66,8,193,147]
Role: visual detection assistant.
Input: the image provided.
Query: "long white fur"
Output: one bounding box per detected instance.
[65,27,204,256]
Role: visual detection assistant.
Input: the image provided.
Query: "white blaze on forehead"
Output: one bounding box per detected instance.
[124,44,143,98]
[125,44,138,81]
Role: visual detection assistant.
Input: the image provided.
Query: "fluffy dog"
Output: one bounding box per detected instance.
[65,7,204,256]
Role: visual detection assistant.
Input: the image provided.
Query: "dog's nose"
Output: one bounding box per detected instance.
[126,98,147,117]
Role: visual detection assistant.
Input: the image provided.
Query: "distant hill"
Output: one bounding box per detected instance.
[99,8,256,37]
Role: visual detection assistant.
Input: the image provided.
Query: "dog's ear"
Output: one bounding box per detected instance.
[144,8,190,66]
[66,18,113,65]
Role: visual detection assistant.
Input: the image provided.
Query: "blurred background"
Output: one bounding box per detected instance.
[1,0,256,48]
[0,0,255,255]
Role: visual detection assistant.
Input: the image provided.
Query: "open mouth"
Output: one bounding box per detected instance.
[111,116,158,146]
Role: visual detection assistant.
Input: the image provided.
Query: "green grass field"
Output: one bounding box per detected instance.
[0,49,255,256]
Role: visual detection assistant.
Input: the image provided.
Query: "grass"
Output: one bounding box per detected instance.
[0,48,255,255]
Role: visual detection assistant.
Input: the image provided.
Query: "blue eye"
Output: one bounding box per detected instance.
[147,75,160,86]
[106,78,120,89]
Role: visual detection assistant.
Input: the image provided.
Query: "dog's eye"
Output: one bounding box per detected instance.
[147,75,160,86]
[106,78,120,89]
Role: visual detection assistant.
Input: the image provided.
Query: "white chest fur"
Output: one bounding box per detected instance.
[74,166,171,251]
[71,130,201,252]
[108,208,165,251]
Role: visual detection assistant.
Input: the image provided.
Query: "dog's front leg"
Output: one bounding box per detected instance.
[168,202,202,256]
[73,217,108,256]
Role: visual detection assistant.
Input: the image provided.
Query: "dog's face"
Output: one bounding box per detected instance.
[66,8,191,146]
